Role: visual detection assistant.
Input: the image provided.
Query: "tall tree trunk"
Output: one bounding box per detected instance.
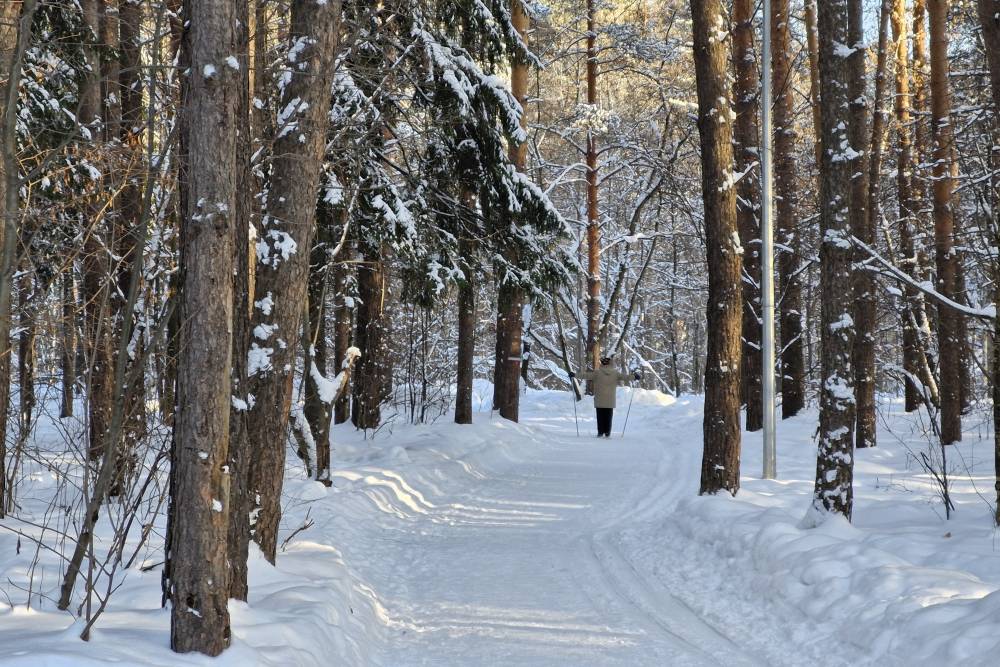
[863,0,895,434]
[690,0,741,495]
[332,238,352,425]
[811,0,857,521]
[304,210,332,472]
[912,0,930,209]
[732,0,762,432]
[352,244,390,430]
[17,271,35,438]
[100,0,120,140]
[246,0,340,563]
[978,0,1000,132]
[351,243,389,429]
[848,0,875,450]
[584,0,601,371]
[493,0,528,422]
[894,0,924,411]
[455,222,476,425]
[773,0,804,419]
[804,0,823,166]
[226,0,253,602]
[78,0,116,465]
[61,271,76,418]
[0,1,36,518]
[113,0,145,494]
[928,0,961,445]
[169,0,238,654]
[976,0,1000,528]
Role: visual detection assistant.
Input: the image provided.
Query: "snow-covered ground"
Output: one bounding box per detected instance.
[2,382,1000,665]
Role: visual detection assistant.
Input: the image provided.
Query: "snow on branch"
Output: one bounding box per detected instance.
[850,236,996,321]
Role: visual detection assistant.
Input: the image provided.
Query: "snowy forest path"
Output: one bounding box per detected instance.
[332,390,765,666]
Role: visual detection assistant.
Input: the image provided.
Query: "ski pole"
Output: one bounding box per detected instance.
[620,387,635,438]
[571,377,580,437]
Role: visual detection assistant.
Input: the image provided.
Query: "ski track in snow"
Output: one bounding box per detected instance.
[326,389,849,666]
[4,383,1000,666]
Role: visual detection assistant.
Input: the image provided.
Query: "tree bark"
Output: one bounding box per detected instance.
[690,0,741,495]
[928,0,961,445]
[17,271,35,438]
[811,0,857,520]
[169,0,238,654]
[61,271,76,418]
[304,209,332,468]
[848,0,876,450]
[773,0,804,419]
[732,0,762,432]
[978,0,1000,519]
[332,239,352,425]
[455,223,476,425]
[246,0,340,563]
[112,0,145,495]
[99,0,120,140]
[226,0,253,602]
[893,0,930,412]
[493,0,528,422]
[352,244,390,430]
[804,0,823,167]
[864,0,896,426]
[0,0,35,517]
[584,0,601,371]
[978,0,1000,117]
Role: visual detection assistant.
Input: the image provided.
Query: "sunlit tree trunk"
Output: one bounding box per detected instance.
[493,0,528,422]
[894,0,922,411]
[732,0,762,432]
[928,0,961,445]
[690,0,741,495]
[773,0,804,419]
[804,0,823,166]
[584,0,601,371]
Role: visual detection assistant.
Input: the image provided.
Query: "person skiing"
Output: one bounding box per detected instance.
[569,356,641,437]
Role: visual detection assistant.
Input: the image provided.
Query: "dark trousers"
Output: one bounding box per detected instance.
[596,407,614,436]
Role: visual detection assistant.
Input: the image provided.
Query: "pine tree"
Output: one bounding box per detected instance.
[928,0,962,445]
[246,0,341,563]
[772,0,804,420]
[493,0,530,423]
[732,0,762,433]
[691,0,742,495]
[810,0,857,521]
[851,0,883,450]
[976,0,1000,522]
[169,0,238,653]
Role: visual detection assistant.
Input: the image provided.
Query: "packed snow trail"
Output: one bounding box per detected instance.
[8,384,997,665]
[329,388,765,666]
